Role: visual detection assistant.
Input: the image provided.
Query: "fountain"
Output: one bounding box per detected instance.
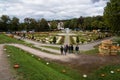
[65,28,70,34]
[57,28,76,44]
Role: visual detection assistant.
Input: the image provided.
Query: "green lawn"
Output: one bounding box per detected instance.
[82,48,99,55]
[32,46,60,55]
[0,34,24,44]
[41,45,60,50]
[5,45,83,80]
[87,65,120,80]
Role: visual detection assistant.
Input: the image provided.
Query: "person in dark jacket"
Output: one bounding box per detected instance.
[75,45,79,54]
[64,45,67,55]
[71,44,74,53]
[60,45,64,55]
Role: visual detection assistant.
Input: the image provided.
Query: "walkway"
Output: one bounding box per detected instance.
[8,44,79,62]
[0,44,14,80]
[64,34,70,45]
[14,35,114,52]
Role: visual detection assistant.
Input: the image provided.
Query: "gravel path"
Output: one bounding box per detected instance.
[14,35,114,52]
[8,44,79,62]
[0,44,14,80]
[64,34,70,45]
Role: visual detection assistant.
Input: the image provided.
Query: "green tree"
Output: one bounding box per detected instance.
[50,21,57,30]
[104,0,120,35]
[69,19,78,30]
[40,18,50,31]
[76,36,79,43]
[78,16,84,30]
[0,15,10,31]
[53,36,56,44]
[64,20,70,28]
[91,20,99,30]
[10,17,19,31]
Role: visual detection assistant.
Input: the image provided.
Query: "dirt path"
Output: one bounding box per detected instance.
[9,44,79,62]
[64,34,70,44]
[0,44,14,80]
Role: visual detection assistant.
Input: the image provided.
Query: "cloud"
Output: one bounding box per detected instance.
[91,0,100,3]
[0,0,108,21]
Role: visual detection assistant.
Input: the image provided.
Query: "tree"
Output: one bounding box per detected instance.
[69,19,78,30]
[0,15,10,31]
[24,18,31,31]
[53,36,56,44]
[78,16,84,30]
[40,18,50,31]
[91,20,99,30]
[50,21,57,30]
[10,17,19,31]
[64,20,70,28]
[104,0,120,35]
[76,36,79,44]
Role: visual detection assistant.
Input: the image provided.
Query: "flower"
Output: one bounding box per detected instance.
[83,74,87,78]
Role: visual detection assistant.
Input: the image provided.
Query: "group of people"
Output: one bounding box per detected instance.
[60,44,79,55]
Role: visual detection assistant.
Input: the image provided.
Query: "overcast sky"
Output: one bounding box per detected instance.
[0,0,108,21]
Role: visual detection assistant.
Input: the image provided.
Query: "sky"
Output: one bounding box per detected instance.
[0,0,108,21]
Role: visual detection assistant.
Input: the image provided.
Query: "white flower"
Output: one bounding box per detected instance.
[83,74,87,78]
[110,71,114,74]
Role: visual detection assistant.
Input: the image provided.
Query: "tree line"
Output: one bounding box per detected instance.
[0,0,119,34]
[0,15,109,32]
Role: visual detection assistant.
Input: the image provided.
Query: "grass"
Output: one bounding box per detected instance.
[0,34,60,55]
[41,45,60,50]
[0,34,24,44]
[5,45,83,80]
[82,48,99,55]
[70,36,76,44]
[32,46,60,55]
[87,64,120,80]
[113,37,120,44]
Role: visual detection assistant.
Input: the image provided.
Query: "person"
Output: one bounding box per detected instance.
[68,45,71,53]
[75,45,79,54]
[60,45,64,55]
[70,44,74,53]
[23,33,26,39]
[64,45,67,55]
